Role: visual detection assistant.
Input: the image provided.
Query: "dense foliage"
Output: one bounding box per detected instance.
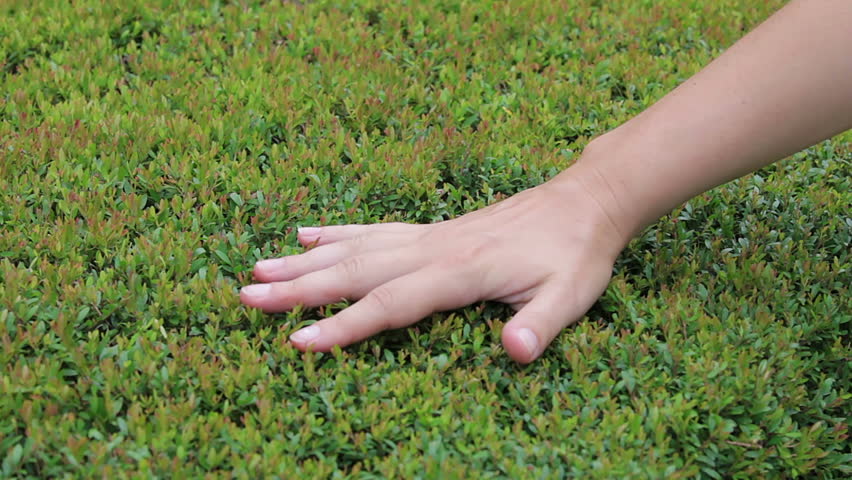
[1,0,849,477]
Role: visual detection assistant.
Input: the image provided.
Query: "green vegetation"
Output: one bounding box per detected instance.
[1,0,849,477]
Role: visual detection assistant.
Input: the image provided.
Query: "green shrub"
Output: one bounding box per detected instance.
[1,0,849,477]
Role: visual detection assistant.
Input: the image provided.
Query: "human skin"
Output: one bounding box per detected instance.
[240,0,852,364]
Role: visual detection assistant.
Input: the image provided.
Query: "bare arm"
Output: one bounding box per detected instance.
[571,0,852,240]
[241,0,852,363]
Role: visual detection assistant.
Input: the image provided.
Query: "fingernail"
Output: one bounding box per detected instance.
[241,284,271,297]
[290,325,320,344]
[255,258,286,270]
[298,227,321,237]
[518,328,540,359]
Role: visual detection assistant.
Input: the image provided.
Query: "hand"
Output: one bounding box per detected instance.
[239,165,630,363]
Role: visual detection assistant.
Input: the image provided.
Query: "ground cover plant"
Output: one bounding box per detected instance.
[1,0,850,477]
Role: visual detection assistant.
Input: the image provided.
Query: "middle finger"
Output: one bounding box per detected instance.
[241,246,425,312]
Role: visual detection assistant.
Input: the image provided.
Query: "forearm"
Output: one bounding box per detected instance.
[564,0,852,240]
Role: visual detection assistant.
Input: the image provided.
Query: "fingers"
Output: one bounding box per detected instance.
[501,282,586,364]
[297,222,424,247]
[253,232,411,283]
[241,247,424,312]
[288,265,481,352]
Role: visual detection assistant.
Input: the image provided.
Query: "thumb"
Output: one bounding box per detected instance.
[501,283,589,364]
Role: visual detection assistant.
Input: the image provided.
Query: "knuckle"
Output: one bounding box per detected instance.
[344,234,370,254]
[365,286,396,313]
[335,255,367,279]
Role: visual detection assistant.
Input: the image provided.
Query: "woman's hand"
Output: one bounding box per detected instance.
[241,0,852,364]
[239,164,630,363]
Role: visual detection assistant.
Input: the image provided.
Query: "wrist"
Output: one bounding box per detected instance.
[548,132,649,247]
[554,122,703,243]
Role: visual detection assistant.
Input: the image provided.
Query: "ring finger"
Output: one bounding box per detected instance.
[253,231,417,283]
